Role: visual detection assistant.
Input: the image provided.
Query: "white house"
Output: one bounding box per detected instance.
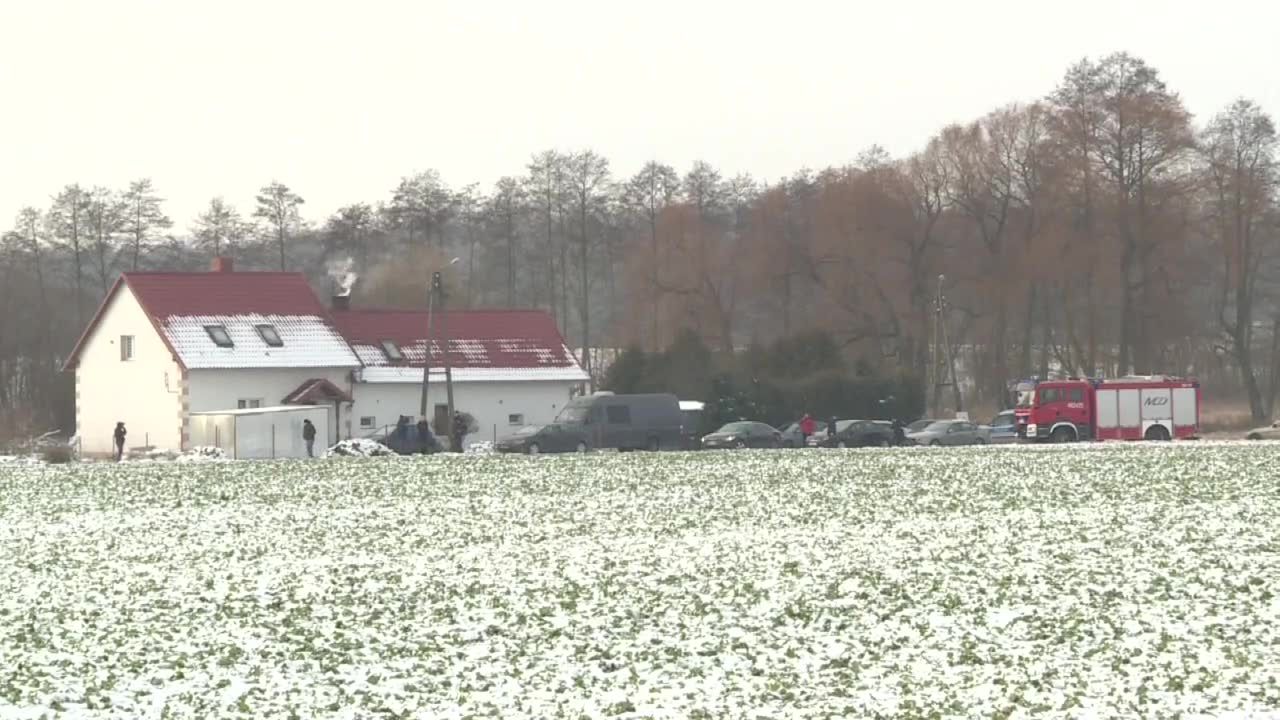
[63,257,361,455]
[330,306,590,447]
[65,257,588,455]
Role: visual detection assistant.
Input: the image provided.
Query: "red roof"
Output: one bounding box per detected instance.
[123,272,329,318]
[63,271,338,371]
[332,308,579,369]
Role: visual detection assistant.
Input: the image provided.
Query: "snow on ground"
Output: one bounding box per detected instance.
[1,444,1279,718]
[323,438,396,457]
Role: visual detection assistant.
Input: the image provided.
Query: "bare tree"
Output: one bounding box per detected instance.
[254,181,305,271]
[389,170,452,249]
[1201,98,1278,420]
[192,197,250,259]
[564,150,611,384]
[48,184,92,327]
[489,177,526,306]
[121,179,172,271]
[85,187,125,294]
[526,150,567,323]
[622,161,681,349]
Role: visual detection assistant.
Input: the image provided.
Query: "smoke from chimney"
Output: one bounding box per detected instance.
[327,257,357,297]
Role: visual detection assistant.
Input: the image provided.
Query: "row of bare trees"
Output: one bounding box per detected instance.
[3,52,1279,440]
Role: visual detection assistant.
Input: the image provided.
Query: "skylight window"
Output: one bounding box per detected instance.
[380,340,404,362]
[255,324,283,347]
[205,325,234,348]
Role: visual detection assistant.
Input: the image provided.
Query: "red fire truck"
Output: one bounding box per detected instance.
[1013,375,1201,442]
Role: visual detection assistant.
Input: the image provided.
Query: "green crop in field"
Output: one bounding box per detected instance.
[1,443,1279,717]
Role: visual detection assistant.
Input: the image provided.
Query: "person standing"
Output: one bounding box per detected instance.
[451,411,466,453]
[302,419,316,457]
[113,422,127,462]
[799,413,815,447]
[827,416,837,439]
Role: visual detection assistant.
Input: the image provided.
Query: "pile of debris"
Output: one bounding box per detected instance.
[324,438,396,458]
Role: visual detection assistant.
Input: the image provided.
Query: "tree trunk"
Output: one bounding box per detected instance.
[650,214,660,351]
[578,214,592,390]
[1019,285,1036,377]
[1265,317,1280,419]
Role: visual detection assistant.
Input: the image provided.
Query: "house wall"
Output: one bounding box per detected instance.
[186,368,355,445]
[351,380,577,448]
[75,285,184,455]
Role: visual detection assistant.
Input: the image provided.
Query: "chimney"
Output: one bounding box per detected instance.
[332,295,350,311]
[211,256,234,273]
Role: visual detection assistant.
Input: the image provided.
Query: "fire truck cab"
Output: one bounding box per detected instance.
[1015,375,1200,443]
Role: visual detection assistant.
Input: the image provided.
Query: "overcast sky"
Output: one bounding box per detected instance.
[2,0,1278,230]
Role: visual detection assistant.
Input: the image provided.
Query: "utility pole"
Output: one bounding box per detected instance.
[418,270,441,420]
[930,274,963,417]
[440,274,456,443]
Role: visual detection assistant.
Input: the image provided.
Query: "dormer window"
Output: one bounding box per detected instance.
[205,325,233,348]
[380,340,403,362]
[255,324,283,347]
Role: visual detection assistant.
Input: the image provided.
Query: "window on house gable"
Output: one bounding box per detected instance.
[508,413,524,426]
[380,340,404,362]
[119,335,135,361]
[255,324,283,347]
[205,325,234,348]
[360,416,376,429]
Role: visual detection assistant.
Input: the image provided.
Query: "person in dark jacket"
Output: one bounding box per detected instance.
[891,418,906,446]
[827,416,838,439]
[416,418,432,453]
[302,419,317,457]
[113,422,127,462]
[451,411,466,453]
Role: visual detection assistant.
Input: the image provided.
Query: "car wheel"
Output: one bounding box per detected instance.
[575,441,588,453]
[876,437,889,447]
[836,440,847,449]
[527,443,540,455]
[1247,433,1262,441]
[1050,427,1075,443]
[1144,425,1170,441]
[973,438,986,446]
[733,440,746,449]
[930,440,941,447]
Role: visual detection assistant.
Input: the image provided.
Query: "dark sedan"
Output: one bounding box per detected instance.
[701,421,782,449]
[808,419,894,448]
[495,424,590,454]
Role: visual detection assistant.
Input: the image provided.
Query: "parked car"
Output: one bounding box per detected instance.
[375,419,442,455]
[808,419,894,448]
[906,419,990,446]
[778,421,809,448]
[701,421,782,449]
[986,410,1018,444]
[908,419,937,433]
[1245,421,1280,441]
[496,423,589,454]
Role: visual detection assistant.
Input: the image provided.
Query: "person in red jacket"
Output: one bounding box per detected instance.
[799,414,816,447]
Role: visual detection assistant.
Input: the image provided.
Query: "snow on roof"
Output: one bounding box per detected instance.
[163,314,360,369]
[358,366,589,384]
[333,309,586,375]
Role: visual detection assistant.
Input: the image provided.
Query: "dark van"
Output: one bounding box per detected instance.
[556,392,684,451]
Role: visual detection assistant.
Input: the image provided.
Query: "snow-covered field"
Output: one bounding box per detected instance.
[2,443,1279,718]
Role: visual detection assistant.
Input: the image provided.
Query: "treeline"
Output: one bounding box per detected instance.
[4,51,1280,440]
[604,330,925,433]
